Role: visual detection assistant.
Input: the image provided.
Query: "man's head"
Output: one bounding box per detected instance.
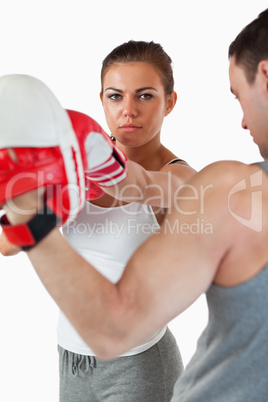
[229,9,268,159]
[229,9,268,83]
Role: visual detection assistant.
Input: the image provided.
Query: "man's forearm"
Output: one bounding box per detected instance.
[27,228,147,359]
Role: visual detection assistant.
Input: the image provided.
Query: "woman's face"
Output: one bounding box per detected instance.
[101,62,176,147]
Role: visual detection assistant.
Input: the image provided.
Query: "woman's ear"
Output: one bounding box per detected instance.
[165,91,177,116]
[99,92,103,103]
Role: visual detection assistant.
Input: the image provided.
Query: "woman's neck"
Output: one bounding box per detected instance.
[117,136,163,168]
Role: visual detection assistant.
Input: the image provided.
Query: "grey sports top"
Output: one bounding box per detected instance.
[171,160,268,401]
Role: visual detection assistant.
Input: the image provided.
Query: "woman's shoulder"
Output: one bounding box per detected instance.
[164,157,186,166]
[159,146,196,176]
[159,144,188,167]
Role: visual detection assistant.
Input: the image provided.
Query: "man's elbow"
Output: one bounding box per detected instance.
[89,331,130,360]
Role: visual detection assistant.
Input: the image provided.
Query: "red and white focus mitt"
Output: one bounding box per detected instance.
[0,74,85,250]
[66,109,128,194]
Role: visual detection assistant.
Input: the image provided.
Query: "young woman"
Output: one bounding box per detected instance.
[57,41,196,402]
[0,41,196,401]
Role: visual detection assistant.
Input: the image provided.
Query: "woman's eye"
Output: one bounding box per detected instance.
[140,93,153,100]
[108,94,122,100]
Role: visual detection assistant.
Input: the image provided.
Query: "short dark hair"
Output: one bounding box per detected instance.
[101,40,174,96]
[228,9,268,83]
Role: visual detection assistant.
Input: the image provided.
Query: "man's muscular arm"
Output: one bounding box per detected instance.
[4,161,264,360]
[102,159,196,208]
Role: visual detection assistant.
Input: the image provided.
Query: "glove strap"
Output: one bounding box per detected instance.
[0,204,60,251]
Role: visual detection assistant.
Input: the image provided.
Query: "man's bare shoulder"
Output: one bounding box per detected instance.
[169,159,268,287]
[190,159,267,200]
[200,160,268,286]
[198,159,255,183]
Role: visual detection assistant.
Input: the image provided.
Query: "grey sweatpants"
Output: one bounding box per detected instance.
[58,328,184,402]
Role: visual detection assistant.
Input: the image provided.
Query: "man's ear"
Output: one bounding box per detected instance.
[258,61,268,92]
[165,91,177,116]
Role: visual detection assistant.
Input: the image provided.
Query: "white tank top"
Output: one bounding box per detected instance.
[58,201,166,356]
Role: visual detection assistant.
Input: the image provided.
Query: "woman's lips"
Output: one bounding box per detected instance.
[120,124,142,133]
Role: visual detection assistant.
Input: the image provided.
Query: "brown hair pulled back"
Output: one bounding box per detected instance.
[101,40,174,96]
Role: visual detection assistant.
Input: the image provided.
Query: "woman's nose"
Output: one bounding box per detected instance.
[123,98,137,117]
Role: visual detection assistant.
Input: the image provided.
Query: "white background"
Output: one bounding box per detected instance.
[0,1,267,400]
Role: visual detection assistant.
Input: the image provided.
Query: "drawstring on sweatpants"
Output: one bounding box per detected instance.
[72,354,97,376]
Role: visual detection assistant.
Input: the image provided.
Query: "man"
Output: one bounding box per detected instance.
[2,9,268,401]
